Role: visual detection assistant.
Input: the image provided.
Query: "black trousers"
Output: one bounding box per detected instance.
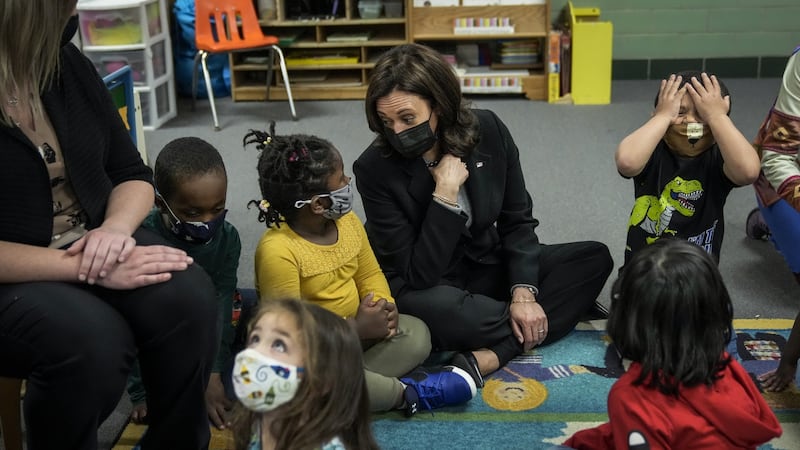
[0,228,217,450]
[395,241,613,366]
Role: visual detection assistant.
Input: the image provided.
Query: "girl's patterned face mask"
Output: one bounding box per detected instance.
[232,348,304,412]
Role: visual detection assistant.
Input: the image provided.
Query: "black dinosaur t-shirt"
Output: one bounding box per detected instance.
[624,141,736,264]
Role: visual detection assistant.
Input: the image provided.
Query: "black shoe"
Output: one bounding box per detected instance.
[450,351,484,388]
[581,301,609,321]
[746,207,771,241]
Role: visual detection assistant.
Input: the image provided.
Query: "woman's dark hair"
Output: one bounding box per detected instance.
[243,122,338,227]
[230,298,379,450]
[154,137,226,201]
[654,70,731,115]
[365,43,480,158]
[607,238,733,396]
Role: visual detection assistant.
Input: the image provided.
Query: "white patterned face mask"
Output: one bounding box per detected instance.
[232,348,304,412]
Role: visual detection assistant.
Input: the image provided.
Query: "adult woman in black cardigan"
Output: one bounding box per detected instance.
[354,43,613,384]
[0,1,216,448]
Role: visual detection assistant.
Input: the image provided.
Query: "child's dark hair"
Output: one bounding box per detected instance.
[154,137,226,200]
[607,238,733,396]
[230,298,379,450]
[653,70,732,114]
[243,122,338,227]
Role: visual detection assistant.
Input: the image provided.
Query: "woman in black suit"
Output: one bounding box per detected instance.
[354,43,613,385]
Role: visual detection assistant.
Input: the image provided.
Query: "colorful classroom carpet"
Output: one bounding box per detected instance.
[113,319,800,450]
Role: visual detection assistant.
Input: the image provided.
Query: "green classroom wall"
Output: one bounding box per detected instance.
[549,0,800,79]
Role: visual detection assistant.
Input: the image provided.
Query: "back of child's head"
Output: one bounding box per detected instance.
[154,137,226,201]
[243,122,339,227]
[607,238,733,396]
[653,70,731,115]
[232,298,377,450]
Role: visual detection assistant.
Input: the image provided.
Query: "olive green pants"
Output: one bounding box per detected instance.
[363,313,431,411]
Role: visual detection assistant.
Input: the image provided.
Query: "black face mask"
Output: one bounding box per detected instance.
[385,119,437,159]
[61,15,79,47]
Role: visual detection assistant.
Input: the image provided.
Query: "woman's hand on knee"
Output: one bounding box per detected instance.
[95,245,193,290]
[66,226,137,284]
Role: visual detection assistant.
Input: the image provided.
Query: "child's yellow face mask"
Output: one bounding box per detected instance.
[664,122,715,157]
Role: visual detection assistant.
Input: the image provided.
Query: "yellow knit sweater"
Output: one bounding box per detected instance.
[254,212,394,318]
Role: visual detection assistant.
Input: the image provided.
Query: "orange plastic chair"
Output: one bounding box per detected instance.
[193,0,297,130]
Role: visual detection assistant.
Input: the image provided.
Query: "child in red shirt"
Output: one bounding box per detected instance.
[565,239,781,450]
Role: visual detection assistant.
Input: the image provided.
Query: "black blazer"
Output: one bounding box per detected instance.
[354,109,541,295]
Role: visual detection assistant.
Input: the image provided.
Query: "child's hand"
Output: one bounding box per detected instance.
[129,402,148,424]
[205,373,233,429]
[758,361,798,392]
[355,292,391,340]
[685,73,730,124]
[654,74,685,121]
[383,300,399,337]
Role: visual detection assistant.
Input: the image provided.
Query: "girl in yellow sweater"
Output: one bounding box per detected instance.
[245,123,475,416]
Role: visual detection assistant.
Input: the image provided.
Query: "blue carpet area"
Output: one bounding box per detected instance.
[372,321,800,450]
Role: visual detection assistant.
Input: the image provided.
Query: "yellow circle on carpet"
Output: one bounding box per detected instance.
[482,377,548,411]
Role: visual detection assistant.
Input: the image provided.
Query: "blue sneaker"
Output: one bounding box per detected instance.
[400,365,476,416]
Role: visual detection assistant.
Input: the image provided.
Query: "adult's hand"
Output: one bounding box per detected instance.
[94,245,193,290]
[509,290,548,351]
[355,292,390,340]
[66,225,136,284]
[431,154,469,200]
[206,373,233,429]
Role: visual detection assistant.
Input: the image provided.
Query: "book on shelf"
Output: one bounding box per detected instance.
[326,31,374,42]
[285,52,359,67]
[277,30,305,46]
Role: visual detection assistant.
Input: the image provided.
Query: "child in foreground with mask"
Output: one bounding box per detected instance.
[565,239,781,449]
[231,298,379,450]
[617,71,760,264]
[127,137,242,430]
[245,123,476,416]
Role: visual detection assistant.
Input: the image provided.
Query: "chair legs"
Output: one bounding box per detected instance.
[193,47,297,128]
[270,45,298,121]
[199,50,221,131]
[0,377,23,450]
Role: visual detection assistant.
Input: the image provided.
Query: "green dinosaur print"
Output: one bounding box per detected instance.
[628,176,703,244]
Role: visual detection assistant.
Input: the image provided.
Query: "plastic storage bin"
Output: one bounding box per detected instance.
[358,0,382,19]
[84,40,167,84]
[78,0,162,46]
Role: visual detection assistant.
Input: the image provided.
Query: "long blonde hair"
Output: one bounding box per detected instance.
[0,0,77,127]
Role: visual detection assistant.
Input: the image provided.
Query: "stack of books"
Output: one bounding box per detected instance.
[497,40,539,66]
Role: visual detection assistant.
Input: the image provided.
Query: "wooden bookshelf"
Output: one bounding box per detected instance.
[409,1,550,100]
[229,0,409,101]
